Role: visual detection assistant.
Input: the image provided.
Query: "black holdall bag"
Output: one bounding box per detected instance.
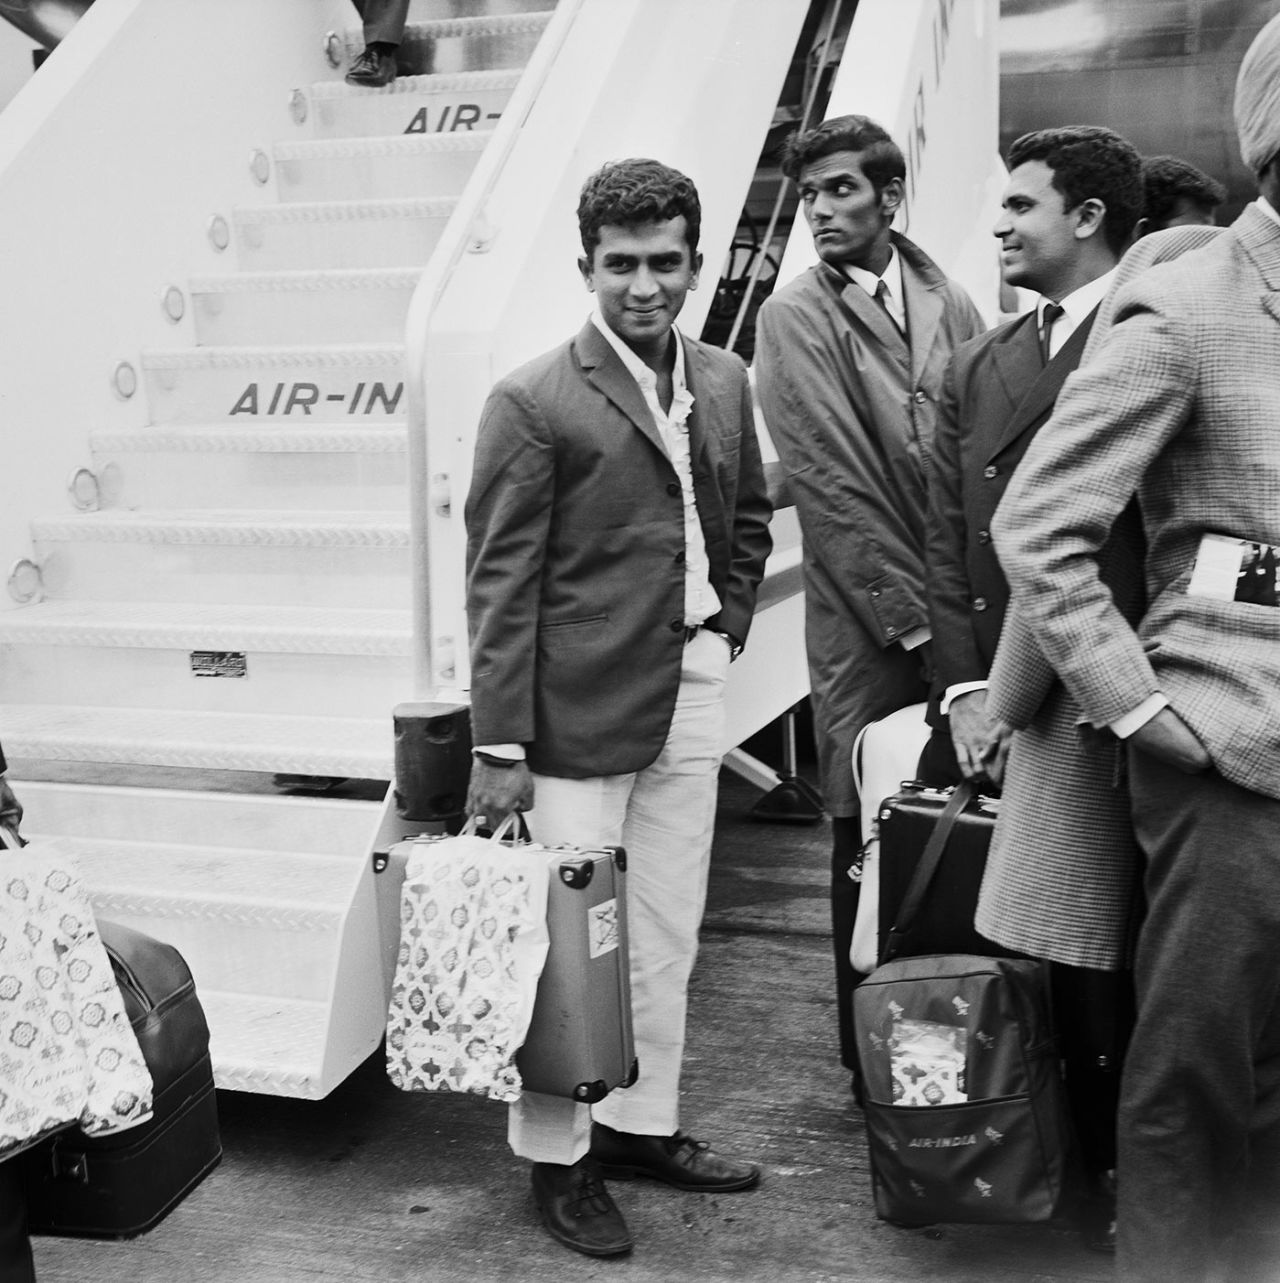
[853,783,1075,1226]
[20,919,222,1238]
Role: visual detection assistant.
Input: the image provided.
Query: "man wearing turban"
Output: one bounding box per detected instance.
[989,14,1280,1281]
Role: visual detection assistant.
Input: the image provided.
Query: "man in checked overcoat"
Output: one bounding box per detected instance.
[994,16,1280,1279]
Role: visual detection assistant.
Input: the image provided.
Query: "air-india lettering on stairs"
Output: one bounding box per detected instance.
[403,103,502,134]
[229,382,403,416]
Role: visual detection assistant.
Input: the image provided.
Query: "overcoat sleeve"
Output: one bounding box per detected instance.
[464,378,555,748]
[924,348,986,692]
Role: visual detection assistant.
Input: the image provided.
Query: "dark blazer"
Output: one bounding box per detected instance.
[465,320,772,779]
[925,307,1096,697]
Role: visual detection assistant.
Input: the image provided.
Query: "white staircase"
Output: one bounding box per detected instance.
[3,1,557,1097]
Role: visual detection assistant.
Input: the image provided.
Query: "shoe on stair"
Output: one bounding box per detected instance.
[345,44,397,87]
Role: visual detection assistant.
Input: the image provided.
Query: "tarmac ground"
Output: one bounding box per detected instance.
[31,770,1114,1283]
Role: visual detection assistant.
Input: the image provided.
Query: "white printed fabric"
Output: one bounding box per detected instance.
[386,834,548,1104]
[0,847,154,1157]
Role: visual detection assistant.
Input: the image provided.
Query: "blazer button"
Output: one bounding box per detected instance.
[666,482,680,497]
[983,464,999,480]
[669,618,684,633]
[972,596,988,612]
[913,390,927,404]
[977,529,991,545]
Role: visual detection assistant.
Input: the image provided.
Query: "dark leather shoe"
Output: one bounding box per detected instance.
[345,46,397,87]
[591,1123,761,1192]
[530,1158,632,1257]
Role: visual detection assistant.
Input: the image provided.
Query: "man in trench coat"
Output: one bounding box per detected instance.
[754,114,984,1073]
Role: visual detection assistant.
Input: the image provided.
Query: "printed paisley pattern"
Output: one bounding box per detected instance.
[0,848,153,1156]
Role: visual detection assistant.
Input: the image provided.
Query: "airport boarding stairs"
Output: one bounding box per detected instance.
[2,4,558,1097]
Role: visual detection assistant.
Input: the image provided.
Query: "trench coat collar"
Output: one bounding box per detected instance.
[988,306,1098,462]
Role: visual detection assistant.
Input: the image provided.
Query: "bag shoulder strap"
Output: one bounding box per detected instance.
[879,780,973,966]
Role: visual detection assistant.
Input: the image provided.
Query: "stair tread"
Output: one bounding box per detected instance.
[306,68,522,101]
[348,10,554,41]
[189,266,422,293]
[0,600,412,651]
[46,834,358,908]
[141,342,403,367]
[30,509,409,544]
[1,703,393,777]
[234,196,456,224]
[200,991,332,1094]
[91,424,407,452]
[273,130,492,160]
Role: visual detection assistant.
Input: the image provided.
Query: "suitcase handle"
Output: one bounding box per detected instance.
[880,780,975,966]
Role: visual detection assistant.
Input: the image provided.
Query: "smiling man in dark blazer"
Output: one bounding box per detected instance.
[920,125,1143,1252]
[464,158,771,1258]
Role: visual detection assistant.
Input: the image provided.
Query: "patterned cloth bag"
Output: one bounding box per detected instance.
[0,843,154,1158]
[386,819,551,1103]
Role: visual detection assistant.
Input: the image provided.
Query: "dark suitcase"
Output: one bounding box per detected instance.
[516,846,638,1103]
[877,781,1017,965]
[21,920,222,1237]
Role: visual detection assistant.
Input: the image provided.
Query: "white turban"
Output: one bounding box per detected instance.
[1235,13,1280,174]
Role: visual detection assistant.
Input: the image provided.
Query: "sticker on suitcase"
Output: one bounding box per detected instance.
[589,898,620,958]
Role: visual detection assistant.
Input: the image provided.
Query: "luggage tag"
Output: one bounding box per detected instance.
[1187,532,1279,606]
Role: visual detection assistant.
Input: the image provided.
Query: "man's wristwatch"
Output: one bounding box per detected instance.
[472,750,521,769]
[705,628,743,660]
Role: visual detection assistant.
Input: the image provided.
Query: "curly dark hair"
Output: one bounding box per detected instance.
[1141,155,1226,230]
[1007,126,1144,255]
[577,158,701,260]
[779,114,905,194]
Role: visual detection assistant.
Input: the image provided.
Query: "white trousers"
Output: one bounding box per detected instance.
[508,628,729,1165]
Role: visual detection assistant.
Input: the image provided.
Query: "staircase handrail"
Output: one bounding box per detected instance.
[403,0,585,699]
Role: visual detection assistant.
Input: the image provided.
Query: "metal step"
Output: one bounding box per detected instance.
[188,267,420,346]
[0,600,412,716]
[89,424,407,512]
[1,702,393,777]
[232,197,456,271]
[338,9,555,78]
[140,343,404,425]
[297,68,521,140]
[272,130,490,202]
[30,508,410,608]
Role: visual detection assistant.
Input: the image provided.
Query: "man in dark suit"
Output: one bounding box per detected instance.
[464,158,771,1258]
[995,18,1280,1277]
[921,125,1143,1251]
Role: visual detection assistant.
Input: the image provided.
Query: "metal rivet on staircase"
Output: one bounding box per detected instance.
[161,285,186,323]
[67,467,101,512]
[249,148,271,186]
[323,30,343,68]
[112,360,137,400]
[289,89,308,126]
[207,214,230,253]
[430,472,452,517]
[435,637,455,685]
[6,558,44,605]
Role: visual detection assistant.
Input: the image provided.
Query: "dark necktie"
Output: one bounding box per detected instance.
[874,279,903,335]
[1040,302,1065,364]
